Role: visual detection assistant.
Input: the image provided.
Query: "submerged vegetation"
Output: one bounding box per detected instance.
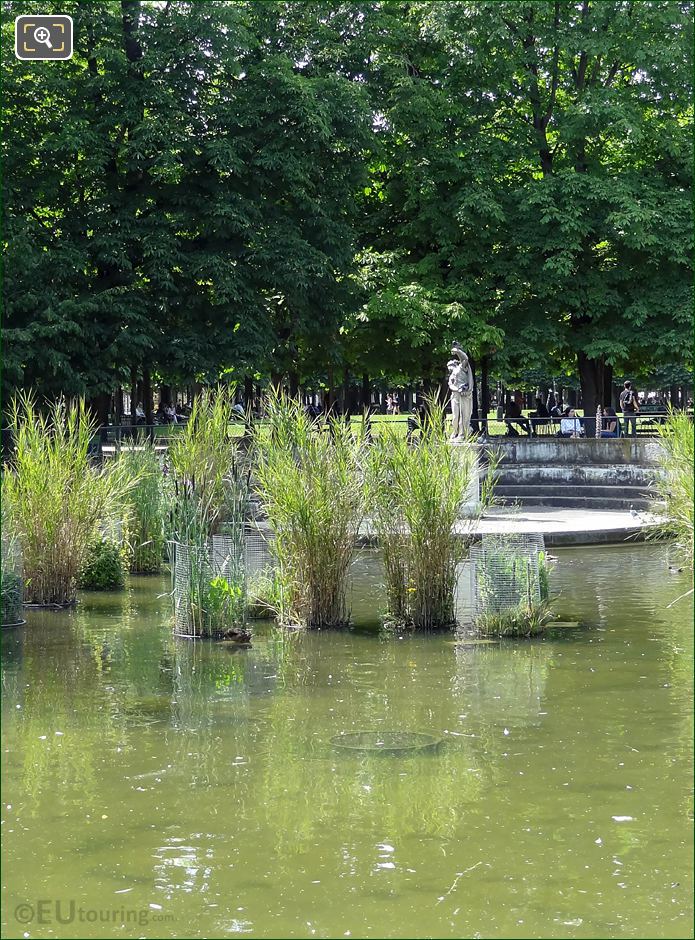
[253,392,365,628]
[2,395,133,606]
[367,398,484,630]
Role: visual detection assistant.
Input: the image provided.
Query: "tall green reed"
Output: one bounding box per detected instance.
[367,397,486,629]
[168,387,246,538]
[252,392,366,628]
[653,410,694,569]
[3,394,134,606]
[167,387,248,636]
[1,490,23,624]
[117,438,166,573]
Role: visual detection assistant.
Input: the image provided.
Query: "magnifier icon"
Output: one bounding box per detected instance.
[34,26,53,49]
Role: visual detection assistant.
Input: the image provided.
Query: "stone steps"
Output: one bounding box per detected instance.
[495,493,655,511]
[495,482,649,509]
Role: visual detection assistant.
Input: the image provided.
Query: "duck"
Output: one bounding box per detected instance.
[218,627,252,644]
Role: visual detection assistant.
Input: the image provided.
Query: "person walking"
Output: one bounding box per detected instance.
[619,381,639,437]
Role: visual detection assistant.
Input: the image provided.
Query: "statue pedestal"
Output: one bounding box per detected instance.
[449,440,482,517]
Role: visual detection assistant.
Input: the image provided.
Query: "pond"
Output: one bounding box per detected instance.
[1,545,692,939]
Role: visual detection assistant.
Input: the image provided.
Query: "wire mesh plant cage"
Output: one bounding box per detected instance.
[468,533,546,635]
[244,526,284,620]
[1,529,24,627]
[171,533,247,638]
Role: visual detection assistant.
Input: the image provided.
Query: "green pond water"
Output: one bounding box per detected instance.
[1,544,692,939]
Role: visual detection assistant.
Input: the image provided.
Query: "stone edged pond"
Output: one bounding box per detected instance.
[1,544,692,939]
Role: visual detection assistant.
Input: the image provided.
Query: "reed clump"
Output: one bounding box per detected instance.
[168,387,247,538]
[3,395,134,606]
[167,387,249,637]
[653,410,694,569]
[253,392,366,628]
[1,495,23,625]
[367,397,482,630]
[117,439,166,573]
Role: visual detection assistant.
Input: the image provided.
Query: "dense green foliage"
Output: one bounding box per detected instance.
[78,536,126,590]
[3,1,692,408]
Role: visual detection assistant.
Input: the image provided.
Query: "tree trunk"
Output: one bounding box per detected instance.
[244,376,254,410]
[142,363,153,431]
[288,370,299,398]
[159,384,172,407]
[577,352,613,436]
[130,367,138,428]
[326,367,334,411]
[341,368,350,414]
[361,373,371,410]
[480,355,490,428]
[468,355,480,433]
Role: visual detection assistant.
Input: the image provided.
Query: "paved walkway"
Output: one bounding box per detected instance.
[455,506,662,546]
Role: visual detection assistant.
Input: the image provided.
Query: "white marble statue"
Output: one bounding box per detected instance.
[448,343,474,440]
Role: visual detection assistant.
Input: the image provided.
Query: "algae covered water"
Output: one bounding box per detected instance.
[1,545,692,939]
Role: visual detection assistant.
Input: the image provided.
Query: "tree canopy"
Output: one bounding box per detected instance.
[3,0,692,409]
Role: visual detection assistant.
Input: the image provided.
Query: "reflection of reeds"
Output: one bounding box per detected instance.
[367,397,482,629]
[653,411,694,570]
[253,392,365,628]
[3,394,135,606]
[117,439,166,573]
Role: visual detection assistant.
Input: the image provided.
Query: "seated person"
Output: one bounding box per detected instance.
[504,395,533,436]
[529,396,550,432]
[601,406,620,438]
[557,407,584,438]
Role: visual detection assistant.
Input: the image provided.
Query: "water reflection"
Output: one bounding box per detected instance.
[1,547,692,939]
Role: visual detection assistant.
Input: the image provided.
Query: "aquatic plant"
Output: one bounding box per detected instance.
[2,395,134,606]
[168,386,247,537]
[252,391,366,628]
[167,388,249,636]
[471,539,552,637]
[474,600,553,637]
[247,566,285,620]
[202,576,246,633]
[1,497,23,625]
[78,536,126,591]
[653,410,694,570]
[538,551,554,601]
[117,440,166,573]
[366,397,483,629]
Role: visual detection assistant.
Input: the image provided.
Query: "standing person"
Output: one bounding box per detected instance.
[620,381,639,437]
